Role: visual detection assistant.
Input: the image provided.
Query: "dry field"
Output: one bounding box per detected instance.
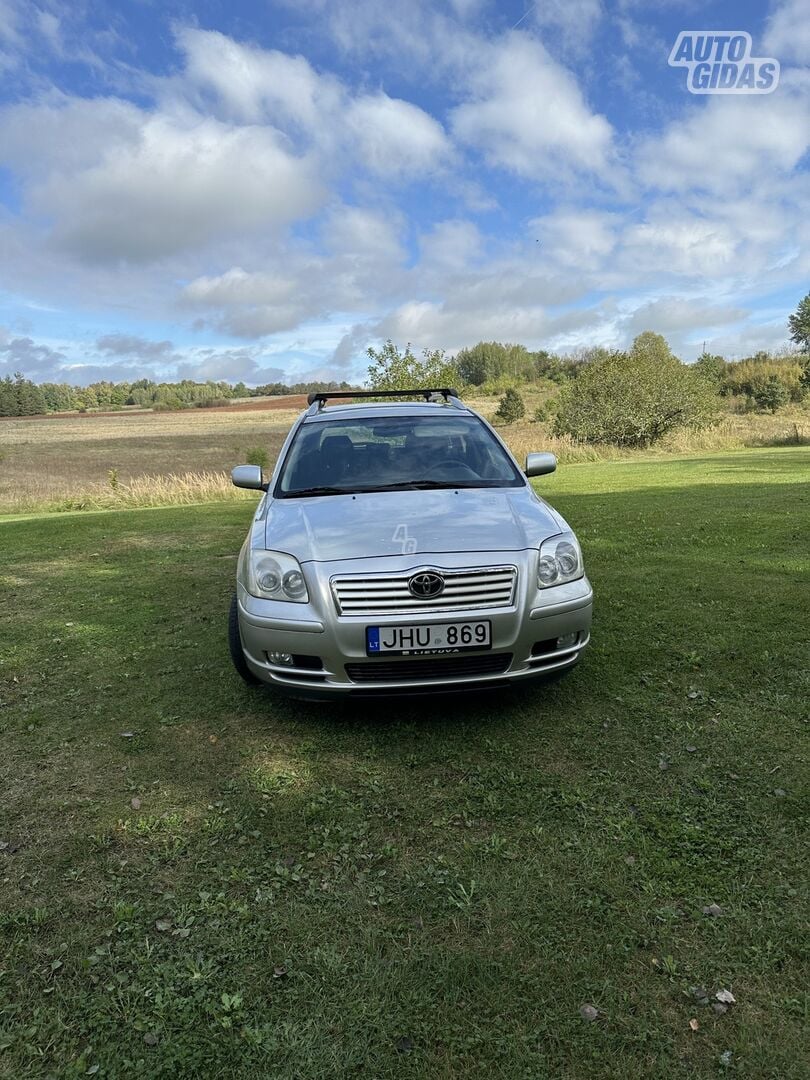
[0,406,301,513]
[1,396,808,514]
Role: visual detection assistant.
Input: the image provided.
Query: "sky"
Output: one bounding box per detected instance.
[0,0,808,387]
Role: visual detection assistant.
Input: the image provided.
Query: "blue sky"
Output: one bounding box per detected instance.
[0,0,808,386]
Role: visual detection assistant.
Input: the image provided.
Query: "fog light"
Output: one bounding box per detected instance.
[268,651,294,666]
[557,633,578,649]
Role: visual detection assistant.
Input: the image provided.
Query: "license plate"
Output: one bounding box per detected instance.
[366,621,491,656]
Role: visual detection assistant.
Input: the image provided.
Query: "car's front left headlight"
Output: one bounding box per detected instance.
[537,532,584,588]
[244,549,309,603]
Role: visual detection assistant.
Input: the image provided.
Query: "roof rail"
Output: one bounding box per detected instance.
[306,388,463,411]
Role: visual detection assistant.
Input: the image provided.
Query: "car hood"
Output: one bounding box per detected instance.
[263,488,563,562]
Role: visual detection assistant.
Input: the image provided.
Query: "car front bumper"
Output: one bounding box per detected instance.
[236,560,593,699]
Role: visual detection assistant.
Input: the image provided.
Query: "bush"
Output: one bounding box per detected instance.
[553,334,718,447]
[722,355,804,403]
[533,398,558,423]
[244,447,270,469]
[494,388,526,424]
[754,376,790,414]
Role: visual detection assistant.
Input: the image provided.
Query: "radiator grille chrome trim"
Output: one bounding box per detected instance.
[330,565,517,615]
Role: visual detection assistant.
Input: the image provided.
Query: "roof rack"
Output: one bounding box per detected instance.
[306,388,463,411]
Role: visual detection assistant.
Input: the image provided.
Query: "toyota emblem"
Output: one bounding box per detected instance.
[408,571,445,599]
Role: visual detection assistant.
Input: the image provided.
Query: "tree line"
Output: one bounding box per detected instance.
[0,376,357,417]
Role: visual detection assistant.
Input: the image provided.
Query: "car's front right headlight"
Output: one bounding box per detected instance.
[243,549,309,603]
[537,532,584,588]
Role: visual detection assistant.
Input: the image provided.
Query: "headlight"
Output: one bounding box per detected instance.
[244,549,309,603]
[537,533,584,588]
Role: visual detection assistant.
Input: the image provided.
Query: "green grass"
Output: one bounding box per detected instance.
[0,448,808,1079]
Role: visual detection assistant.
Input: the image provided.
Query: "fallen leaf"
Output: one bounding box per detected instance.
[86,1067,100,1076]
[209,735,218,744]
[272,966,287,979]
[703,903,724,917]
[713,1003,728,1015]
[686,745,697,753]
[155,919,172,932]
[689,1018,699,1031]
[173,927,191,939]
[395,1036,414,1053]
[715,989,736,1004]
[130,798,141,811]
[579,1004,599,1022]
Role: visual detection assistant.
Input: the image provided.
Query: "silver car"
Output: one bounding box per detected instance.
[228,388,592,699]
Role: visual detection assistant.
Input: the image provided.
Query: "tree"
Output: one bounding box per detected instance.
[0,375,18,416]
[553,334,718,446]
[753,375,789,414]
[694,351,725,386]
[788,291,810,353]
[367,340,457,392]
[494,388,525,424]
[13,373,47,415]
[455,341,535,386]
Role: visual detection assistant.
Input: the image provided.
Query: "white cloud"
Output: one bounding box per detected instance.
[530,209,617,269]
[419,220,483,269]
[345,94,451,176]
[764,0,810,67]
[182,268,298,310]
[175,27,343,131]
[451,33,613,179]
[637,91,810,194]
[532,0,604,56]
[2,103,325,262]
[179,205,406,338]
[625,297,748,337]
[617,213,738,276]
[321,205,405,263]
[175,26,451,177]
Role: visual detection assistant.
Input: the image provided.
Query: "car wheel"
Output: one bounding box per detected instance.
[228,594,261,685]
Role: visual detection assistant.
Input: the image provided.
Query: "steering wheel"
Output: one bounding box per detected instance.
[424,459,480,480]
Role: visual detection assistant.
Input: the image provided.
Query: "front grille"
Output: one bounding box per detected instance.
[331,566,517,615]
[345,653,512,683]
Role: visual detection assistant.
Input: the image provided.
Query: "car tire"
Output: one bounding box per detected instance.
[228,594,261,685]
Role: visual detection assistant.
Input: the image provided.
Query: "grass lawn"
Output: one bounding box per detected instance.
[0,447,808,1078]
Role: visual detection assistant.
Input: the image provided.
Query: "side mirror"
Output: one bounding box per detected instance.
[525,452,557,478]
[231,465,265,491]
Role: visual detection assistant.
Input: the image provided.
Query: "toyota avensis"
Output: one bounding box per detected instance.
[228,388,592,698]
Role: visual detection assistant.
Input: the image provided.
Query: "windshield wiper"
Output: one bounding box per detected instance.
[282,486,351,498]
[283,480,490,498]
[366,480,482,491]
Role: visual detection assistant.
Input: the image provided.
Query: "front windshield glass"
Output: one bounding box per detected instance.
[276,414,524,497]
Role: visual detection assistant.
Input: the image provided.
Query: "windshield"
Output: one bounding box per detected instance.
[275,414,524,497]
